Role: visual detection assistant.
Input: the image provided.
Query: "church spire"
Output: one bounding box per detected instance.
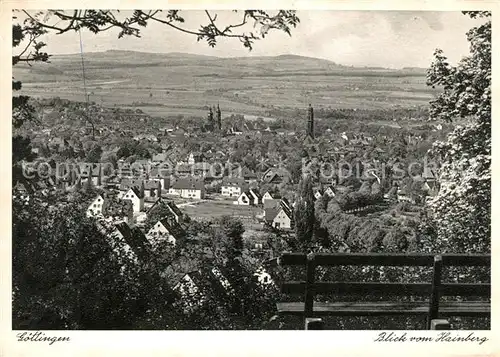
[307,103,314,139]
[216,103,222,131]
[208,106,214,124]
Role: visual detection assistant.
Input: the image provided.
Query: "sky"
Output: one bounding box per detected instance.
[17,10,481,69]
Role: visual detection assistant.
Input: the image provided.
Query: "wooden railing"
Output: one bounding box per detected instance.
[277,252,491,330]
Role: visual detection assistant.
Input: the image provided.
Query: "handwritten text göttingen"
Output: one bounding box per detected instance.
[374,332,488,345]
[17,331,70,345]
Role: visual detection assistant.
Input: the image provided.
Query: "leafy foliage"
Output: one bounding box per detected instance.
[294,175,314,250]
[12,192,174,329]
[426,11,491,253]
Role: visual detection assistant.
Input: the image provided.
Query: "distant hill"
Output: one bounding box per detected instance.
[12,50,435,117]
[14,50,425,82]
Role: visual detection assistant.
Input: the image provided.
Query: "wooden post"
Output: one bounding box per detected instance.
[428,255,443,329]
[430,319,450,330]
[305,317,323,330]
[304,253,316,319]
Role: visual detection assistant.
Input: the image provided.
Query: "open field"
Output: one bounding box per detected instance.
[13,51,438,119]
[180,198,261,221]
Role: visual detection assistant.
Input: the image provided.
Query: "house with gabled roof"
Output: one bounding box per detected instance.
[232,166,258,183]
[264,203,294,230]
[146,198,185,224]
[122,186,145,213]
[234,191,253,206]
[324,185,336,198]
[221,177,247,198]
[168,177,205,199]
[146,217,186,246]
[261,191,276,203]
[261,167,291,184]
[149,167,171,190]
[87,194,107,218]
[143,179,162,199]
[173,266,234,309]
[114,222,151,261]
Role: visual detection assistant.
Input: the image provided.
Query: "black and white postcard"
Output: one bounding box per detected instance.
[2,1,497,356]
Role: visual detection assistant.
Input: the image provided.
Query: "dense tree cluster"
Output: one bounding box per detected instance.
[426,11,491,253]
[293,176,315,250]
[336,191,383,211]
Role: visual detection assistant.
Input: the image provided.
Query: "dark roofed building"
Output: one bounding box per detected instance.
[146,216,187,246]
[115,222,151,260]
[130,186,144,199]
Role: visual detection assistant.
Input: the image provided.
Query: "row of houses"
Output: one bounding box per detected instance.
[88,193,188,246]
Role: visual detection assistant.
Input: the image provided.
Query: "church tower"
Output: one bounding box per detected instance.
[216,104,222,131]
[307,104,314,139]
[207,107,214,128]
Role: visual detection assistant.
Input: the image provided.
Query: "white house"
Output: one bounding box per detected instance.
[221,177,247,198]
[168,177,205,199]
[173,267,233,308]
[122,187,145,213]
[187,152,202,165]
[314,190,323,201]
[230,126,243,135]
[87,194,106,217]
[273,206,293,230]
[188,153,196,165]
[262,191,275,203]
[265,204,293,230]
[324,186,336,198]
[174,273,202,300]
[88,194,134,225]
[234,191,252,206]
[146,217,186,246]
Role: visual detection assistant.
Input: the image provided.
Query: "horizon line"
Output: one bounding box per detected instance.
[48,50,427,70]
